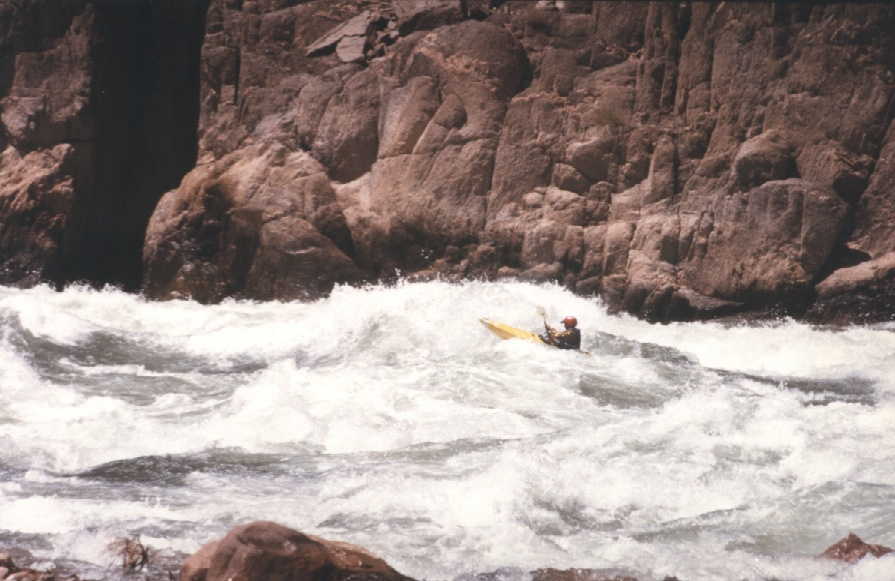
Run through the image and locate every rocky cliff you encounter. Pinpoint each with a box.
[0,0,207,290]
[2,1,894,323]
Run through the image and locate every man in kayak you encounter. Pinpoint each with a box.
[541,316,581,350]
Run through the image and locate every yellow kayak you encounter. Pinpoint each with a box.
[479,318,545,344]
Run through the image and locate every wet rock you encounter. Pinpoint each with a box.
[531,568,638,581]
[671,287,744,320]
[108,537,150,571]
[820,532,894,563]
[180,521,414,581]
[808,252,895,324]
[815,251,895,298]
[0,552,18,580]
[0,554,77,581]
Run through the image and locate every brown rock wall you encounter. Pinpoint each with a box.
[0,0,207,290]
[0,1,93,284]
[3,0,895,323]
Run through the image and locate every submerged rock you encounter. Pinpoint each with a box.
[820,532,894,563]
[531,569,640,581]
[0,552,78,581]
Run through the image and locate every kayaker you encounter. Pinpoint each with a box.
[541,316,581,350]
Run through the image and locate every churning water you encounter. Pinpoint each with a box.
[0,281,893,581]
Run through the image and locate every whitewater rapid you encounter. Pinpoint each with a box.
[0,280,893,581]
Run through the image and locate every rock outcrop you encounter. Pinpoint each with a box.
[0,0,207,290]
[180,521,414,581]
[3,1,895,323]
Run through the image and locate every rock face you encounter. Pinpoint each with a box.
[180,521,414,581]
[3,1,895,322]
[0,0,207,290]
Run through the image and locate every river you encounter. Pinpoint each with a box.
[1,280,893,581]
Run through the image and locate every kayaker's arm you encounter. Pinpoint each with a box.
[541,324,559,346]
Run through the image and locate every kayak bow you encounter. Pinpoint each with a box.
[479,318,545,344]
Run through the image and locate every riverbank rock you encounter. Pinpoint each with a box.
[180,521,414,581]
[807,251,895,323]
[142,143,364,302]
[3,1,895,323]
[820,532,894,563]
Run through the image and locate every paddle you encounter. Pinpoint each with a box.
[536,306,549,331]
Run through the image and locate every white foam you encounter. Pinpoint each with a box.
[1,281,894,581]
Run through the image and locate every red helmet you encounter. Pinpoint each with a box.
[562,316,577,328]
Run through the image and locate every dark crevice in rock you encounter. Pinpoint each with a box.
[0,50,13,99]
[813,203,872,287]
[677,2,691,42]
[60,0,209,291]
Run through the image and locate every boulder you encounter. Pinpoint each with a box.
[680,178,849,302]
[820,532,894,563]
[808,252,895,324]
[143,143,363,303]
[815,252,895,298]
[180,521,414,581]
[312,67,381,182]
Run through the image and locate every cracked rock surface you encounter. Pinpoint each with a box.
[2,1,895,322]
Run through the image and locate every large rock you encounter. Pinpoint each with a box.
[807,252,895,323]
[143,143,363,302]
[680,178,849,303]
[180,521,414,581]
